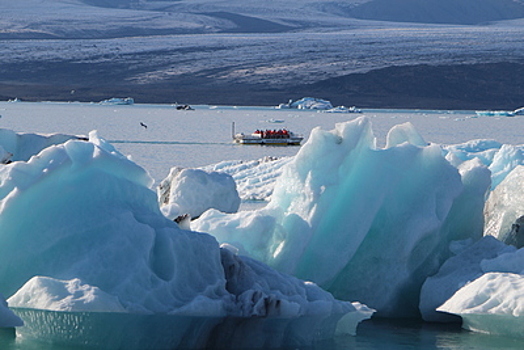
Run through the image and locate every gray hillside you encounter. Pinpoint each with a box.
[346,0,524,24]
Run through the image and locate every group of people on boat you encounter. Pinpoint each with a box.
[254,129,291,139]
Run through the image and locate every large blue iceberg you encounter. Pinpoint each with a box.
[0,130,372,348]
[193,117,491,317]
[192,115,524,339]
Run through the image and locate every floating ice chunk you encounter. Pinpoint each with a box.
[8,276,126,313]
[0,132,225,312]
[489,144,524,190]
[385,122,427,148]
[277,97,333,110]
[201,156,292,201]
[475,110,515,117]
[419,236,515,322]
[98,97,134,105]
[323,105,362,113]
[158,167,240,220]
[0,293,23,328]
[484,165,524,244]
[438,272,524,338]
[0,128,86,162]
[443,139,502,168]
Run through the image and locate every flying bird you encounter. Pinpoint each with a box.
[140,122,148,129]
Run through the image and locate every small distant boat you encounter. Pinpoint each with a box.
[174,103,193,110]
[232,123,303,145]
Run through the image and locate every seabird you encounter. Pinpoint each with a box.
[140,122,148,129]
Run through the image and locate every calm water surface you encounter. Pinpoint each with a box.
[3,319,524,349]
[2,101,524,184]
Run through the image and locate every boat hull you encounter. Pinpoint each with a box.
[233,136,302,145]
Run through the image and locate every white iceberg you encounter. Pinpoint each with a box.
[98,97,134,105]
[0,128,86,162]
[438,272,524,338]
[200,156,292,202]
[488,144,524,190]
[443,139,502,169]
[8,277,126,313]
[323,105,362,114]
[484,165,524,246]
[193,117,490,317]
[0,130,372,348]
[475,110,515,117]
[419,236,515,322]
[277,97,333,110]
[158,167,240,220]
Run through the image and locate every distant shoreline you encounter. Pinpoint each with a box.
[1,62,523,110]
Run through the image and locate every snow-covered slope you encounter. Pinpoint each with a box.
[0,0,351,39]
[2,0,524,39]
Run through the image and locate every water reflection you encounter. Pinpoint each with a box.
[4,318,524,350]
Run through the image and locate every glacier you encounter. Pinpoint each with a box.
[0,130,372,348]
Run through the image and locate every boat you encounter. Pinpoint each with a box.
[232,123,303,145]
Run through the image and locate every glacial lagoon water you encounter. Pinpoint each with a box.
[1,101,523,184]
[1,101,524,349]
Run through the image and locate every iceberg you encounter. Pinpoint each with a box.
[200,156,292,202]
[484,165,524,245]
[8,277,127,313]
[0,130,372,348]
[475,110,515,117]
[193,117,490,317]
[277,97,334,110]
[98,97,134,105]
[0,128,86,162]
[438,272,524,338]
[443,139,502,169]
[158,167,240,220]
[419,236,516,322]
[323,106,362,114]
[421,232,524,326]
